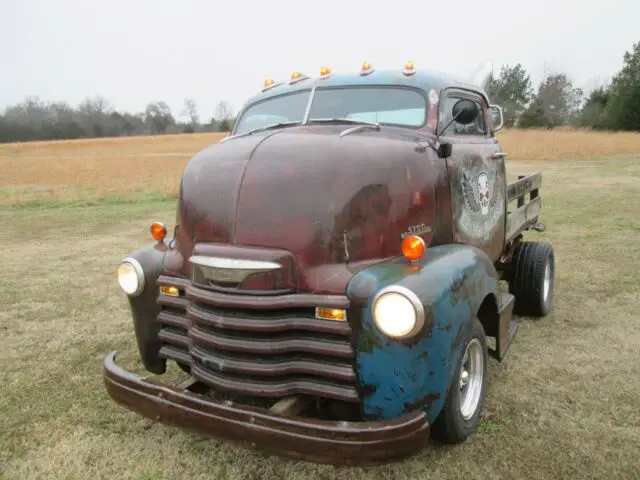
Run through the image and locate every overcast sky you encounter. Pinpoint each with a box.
[1,0,638,121]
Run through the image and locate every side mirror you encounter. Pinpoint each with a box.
[452,99,478,125]
[489,105,504,131]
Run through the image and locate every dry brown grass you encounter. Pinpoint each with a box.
[0,132,227,204]
[2,128,640,205]
[1,132,640,479]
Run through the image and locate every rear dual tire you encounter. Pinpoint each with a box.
[508,241,555,317]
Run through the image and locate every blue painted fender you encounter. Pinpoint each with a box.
[345,244,501,424]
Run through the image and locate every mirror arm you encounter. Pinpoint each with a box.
[421,99,478,159]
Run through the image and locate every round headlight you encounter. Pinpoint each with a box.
[372,286,425,339]
[116,258,145,296]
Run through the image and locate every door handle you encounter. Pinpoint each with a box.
[491,152,507,159]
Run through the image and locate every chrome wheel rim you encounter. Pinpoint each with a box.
[459,338,484,420]
[543,262,551,303]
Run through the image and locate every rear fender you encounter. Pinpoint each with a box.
[345,244,500,423]
[120,238,173,374]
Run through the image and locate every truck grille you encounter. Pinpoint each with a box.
[155,275,359,404]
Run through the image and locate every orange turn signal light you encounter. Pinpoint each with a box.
[403,60,415,76]
[401,235,425,262]
[360,61,374,75]
[316,307,347,321]
[264,78,275,89]
[319,66,332,78]
[150,222,167,242]
[160,285,179,297]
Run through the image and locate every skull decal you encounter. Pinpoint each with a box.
[459,167,503,241]
[477,173,490,215]
[461,170,494,217]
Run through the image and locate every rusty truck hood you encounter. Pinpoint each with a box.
[172,125,439,294]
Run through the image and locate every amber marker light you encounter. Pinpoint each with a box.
[403,60,416,76]
[360,61,374,75]
[291,71,302,81]
[401,235,425,263]
[160,285,180,297]
[150,222,167,242]
[319,66,333,78]
[316,307,347,321]
[263,78,275,89]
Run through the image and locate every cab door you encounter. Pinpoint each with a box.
[437,88,507,263]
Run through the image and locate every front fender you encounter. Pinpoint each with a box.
[119,238,173,374]
[345,244,500,423]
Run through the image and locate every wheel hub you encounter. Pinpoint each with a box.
[543,262,551,303]
[459,338,483,420]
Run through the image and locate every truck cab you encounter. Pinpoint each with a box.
[104,61,555,465]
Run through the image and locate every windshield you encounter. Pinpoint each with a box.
[233,86,427,135]
[234,90,311,135]
[308,87,426,126]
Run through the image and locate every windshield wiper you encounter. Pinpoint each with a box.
[308,117,381,137]
[309,117,380,127]
[224,121,301,141]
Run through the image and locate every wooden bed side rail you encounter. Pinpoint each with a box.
[506,172,542,204]
[505,173,543,243]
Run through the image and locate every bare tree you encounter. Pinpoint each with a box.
[215,100,233,121]
[76,95,114,136]
[182,98,199,126]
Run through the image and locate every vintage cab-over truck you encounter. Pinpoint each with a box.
[104,61,555,465]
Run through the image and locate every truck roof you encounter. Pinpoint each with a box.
[242,64,490,106]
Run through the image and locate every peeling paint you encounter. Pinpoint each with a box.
[346,243,500,424]
[404,393,441,412]
[357,320,383,355]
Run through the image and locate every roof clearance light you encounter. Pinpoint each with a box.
[290,71,307,84]
[319,66,333,79]
[401,235,425,263]
[263,78,276,89]
[360,61,374,76]
[403,60,416,76]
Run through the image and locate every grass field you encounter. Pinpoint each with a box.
[1,129,640,479]
[2,127,640,205]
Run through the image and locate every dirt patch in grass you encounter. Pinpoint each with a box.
[1,155,639,479]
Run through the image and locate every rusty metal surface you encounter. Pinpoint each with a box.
[435,87,507,264]
[113,70,531,444]
[186,283,349,309]
[171,124,447,296]
[190,363,359,403]
[442,136,507,263]
[346,244,501,424]
[190,243,297,294]
[103,351,430,466]
[154,274,359,403]
[123,240,173,374]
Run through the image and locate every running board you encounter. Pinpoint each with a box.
[489,292,519,362]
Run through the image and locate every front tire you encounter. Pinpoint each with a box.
[431,318,488,444]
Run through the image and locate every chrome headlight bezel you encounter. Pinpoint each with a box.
[116,257,145,297]
[371,285,425,340]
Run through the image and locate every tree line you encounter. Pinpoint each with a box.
[0,97,237,143]
[1,41,639,143]
[487,41,639,131]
